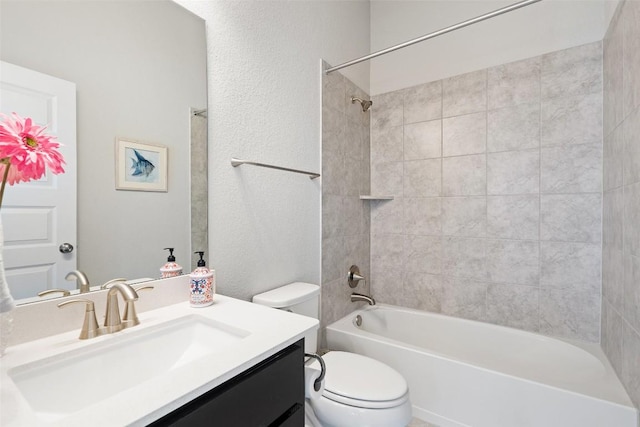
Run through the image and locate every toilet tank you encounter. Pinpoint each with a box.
[252,282,320,353]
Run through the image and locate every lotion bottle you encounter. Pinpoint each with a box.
[160,248,183,278]
[189,251,215,307]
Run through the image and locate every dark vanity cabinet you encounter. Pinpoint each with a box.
[149,339,305,427]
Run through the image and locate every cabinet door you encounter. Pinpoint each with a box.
[150,339,304,427]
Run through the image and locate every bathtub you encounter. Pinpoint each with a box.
[325,304,638,427]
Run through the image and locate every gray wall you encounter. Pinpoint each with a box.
[179,1,370,301]
[369,42,604,342]
[601,0,640,409]
[321,65,371,342]
[1,1,207,286]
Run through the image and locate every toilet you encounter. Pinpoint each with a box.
[252,282,412,427]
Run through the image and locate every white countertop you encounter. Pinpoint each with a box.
[0,294,318,426]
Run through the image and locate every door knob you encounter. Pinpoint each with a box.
[59,243,74,253]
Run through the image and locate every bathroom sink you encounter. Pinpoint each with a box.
[7,314,250,420]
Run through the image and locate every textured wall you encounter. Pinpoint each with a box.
[178,1,370,301]
[601,0,640,409]
[369,42,603,342]
[321,65,371,342]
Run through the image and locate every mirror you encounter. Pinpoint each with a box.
[0,0,207,303]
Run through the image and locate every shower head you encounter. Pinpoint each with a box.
[351,96,373,112]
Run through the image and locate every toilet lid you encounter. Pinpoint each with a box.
[317,351,408,402]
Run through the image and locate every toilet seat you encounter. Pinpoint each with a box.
[322,389,410,409]
[310,351,409,408]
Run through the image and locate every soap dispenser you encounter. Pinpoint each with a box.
[189,251,215,307]
[160,248,183,278]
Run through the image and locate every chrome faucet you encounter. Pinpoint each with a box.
[104,282,139,333]
[350,293,376,306]
[65,270,91,293]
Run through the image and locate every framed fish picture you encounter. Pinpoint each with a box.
[115,138,168,192]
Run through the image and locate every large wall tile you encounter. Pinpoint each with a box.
[371,161,403,195]
[441,276,487,321]
[322,148,345,195]
[443,112,487,157]
[602,299,624,375]
[371,199,404,235]
[322,69,345,113]
[540,194,601,243]
[486,283,539,332]
[623,106,640,185]
[404,120,441,160]
[540,143,602,193]
[343,197,365,236]
[487,150,539,195]
[372,91,403,130]
[625,182,640,256]
[621,321,640,408]
[403,273,443,312]
[624,254,640,333]
[404,235,442,275]
[443,69,487,117]
[488,56,541,110]
[322,194,344,239]
[487,102,540,152]
[322,236,345,284]
[404,159,441,197]
[486,239,539,286]
[442,196,486,237]
[603,245,624,313]
[404,197,442,235]
[442,154,486,196]
[623,0,640,116]
[604,125,624,191]
[404,80,442,124]
[541,41,602,99]
[322,104,345,154]
[487,195,539,240]
[442,237,486,280]
[345,119,365,162]
[371,234,405,272]
[604,10,624,135]
[540,241,601,293]
[371,266,404,306]
[541,92,603,147]
[371,126,402,164]
[603,188,624,251]
[539,289,600,342]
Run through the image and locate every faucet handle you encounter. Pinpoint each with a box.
[38,289,71,298]
[122,286,154,326]
[100,278,128,290]
[57,299,102,339]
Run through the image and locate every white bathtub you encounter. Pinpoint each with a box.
[326,304,638,427]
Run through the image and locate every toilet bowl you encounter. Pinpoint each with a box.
[252,283,412,427]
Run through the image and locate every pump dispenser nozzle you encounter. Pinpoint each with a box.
[194,251,206,267]
[164,247,176,262]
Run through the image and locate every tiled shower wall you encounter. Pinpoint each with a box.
[601,0,640,409]
[370,42,603,342]
[321,65,371,340]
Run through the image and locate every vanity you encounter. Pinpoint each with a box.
[0,276,317,426]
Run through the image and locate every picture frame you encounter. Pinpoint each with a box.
[115,138,168,192]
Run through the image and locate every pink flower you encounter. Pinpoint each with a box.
[0,113,65,183]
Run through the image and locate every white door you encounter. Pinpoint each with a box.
[0,61,77,299]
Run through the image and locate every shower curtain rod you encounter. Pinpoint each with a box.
[325,0,542,75]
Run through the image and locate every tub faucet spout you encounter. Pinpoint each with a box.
[351,293,376,306]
